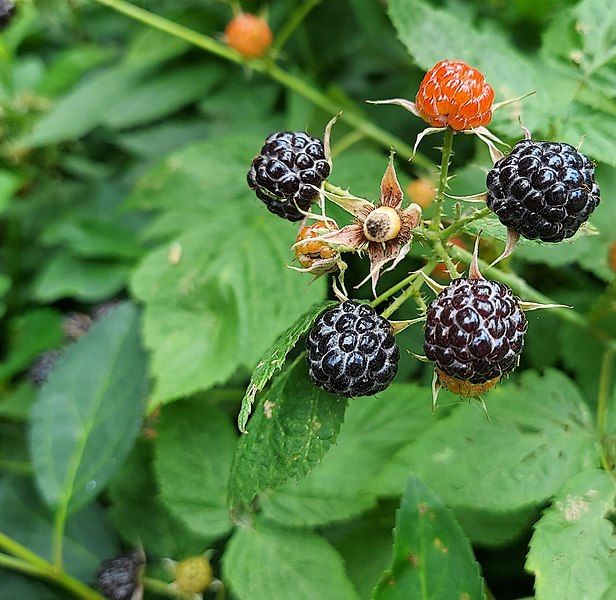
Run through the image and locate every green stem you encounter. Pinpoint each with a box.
[597,348,614,444]
[142,576,195,599]
[381,260,438,319]
[430,127,454,231]
[432,238,459,279]
[441,206,492,239]
[331,130,365,156]
[0,533,104,600]
[90,0,433,170]
[273,0,320,50]
[0,459,32,474]
[52,503,68,570]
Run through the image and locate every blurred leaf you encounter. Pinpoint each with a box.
[377,370,597,512]
[31,253,130,302]
[0,475,118,580]
[0,382,35,422]
[228,358,347,513]
[0,308,63,381]
[30,303,148,514]
[0,571,62,600]
[103,64,224,130]
[526,470,616,600]
[223,521,360,600]
[261,384,437,527]
[109,440,210,558]
[0,169,23,215]
[41,220,142,260]
[560,105,616,166]
[373,477,484,600]
[154,399,236,540]
[238,301,336,433]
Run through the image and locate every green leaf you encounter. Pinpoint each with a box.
[102,64,224,130]
[109,440,211,558]
[31,253,130,302]
[130,135,325,405]
[526,470,616,600]
[30,303,148,514]
[560,105,616,166]
[0,475,118,580]
[261,384,437,527]
[0,169,23,215]
[0,308,63,381]
[377,370,597,512]
[373,477,484,600]
[229,358,347,513]
[154,398,237,540]
[0,571,62,600]
[41,220,142,260]
[223,521,360,600]
[238,301,336,433]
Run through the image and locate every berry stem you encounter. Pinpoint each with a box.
[273,0,321,51]
[596,347,615,472]
[90,0,434,171]
[142,576,195,599]
[432,238,460,279]
[380,260,438,319]
[440,206,492,239]
[0,533,104,599]
[430,127,454,231]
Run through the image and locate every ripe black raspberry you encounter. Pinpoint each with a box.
[95,553,143,600]
[424,279,527,387]
[247,131,331,221]
[486,140,600,242]
[306,301,399,397]
[28,350,62,388]
[0,0,15,29]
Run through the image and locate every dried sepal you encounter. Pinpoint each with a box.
[468,235,484,280]
[323,112,341,166]
[420,270,446,294]
[492,90,535,112]
[445,191,488,203]
[413,126,447,156]
[518,300,571,312]
[380,154,404,209]
[431,369,441,413]
[487,228,520,269]
[390,316,426,335]
[319,185,374,220]
[365,97,421,118]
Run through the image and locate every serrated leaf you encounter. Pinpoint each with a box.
[526,470,616,600]
[373,477,484,600]
[130,136,325,406]
[223,521,360,600]
[261,384,436,527]
[154,399,237,540]
[229,358,347,513]
[109,440,211,558]
[0,475,118,580]
[238,301,336,433]
[377,370,597,512]
[30,303,148,514]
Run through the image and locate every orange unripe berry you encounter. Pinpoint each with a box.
[225,13,273,58]
[415,59,494,131]
[295,221,338,269]
[406,178,436,209]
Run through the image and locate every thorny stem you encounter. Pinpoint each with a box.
[432,238,460,279]
[430,127,454,231]
[596,348,615,472]
[273,0,321,50]
[0,533,104,600]
[90,0,434,171]
[440,206,492,239]
[381,260,438,319]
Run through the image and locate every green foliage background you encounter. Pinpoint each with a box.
[0,1,615,599]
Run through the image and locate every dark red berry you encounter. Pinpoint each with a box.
[96,553,143,600]
[486,140,600,242]
[248,131,331,221]
[306,301,399,397]
[424,278,527,386]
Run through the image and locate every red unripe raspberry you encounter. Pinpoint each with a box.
[225,13,273,58]
[415,59,494,131]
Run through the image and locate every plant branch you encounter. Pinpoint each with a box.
[430,127,454,231]
[381,259,438,319]
[0,532,104,600]
[441,206,492,239]
[91,0,434,170]
[273,0,321,50]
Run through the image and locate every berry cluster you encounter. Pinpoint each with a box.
[95,553,143,600]
[247,131,331,221]
[306,301,399,397]
[487,140,600,242]
[415,59,494,130]
[424,278,527,393]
